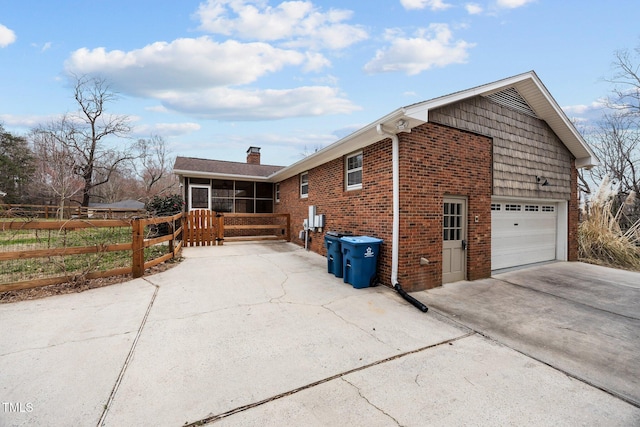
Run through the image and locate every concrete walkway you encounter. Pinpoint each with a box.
[1,242,639,426]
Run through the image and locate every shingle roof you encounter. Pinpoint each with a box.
[173,156,285,179]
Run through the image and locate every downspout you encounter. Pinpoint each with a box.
[376,124,401,287]
[376,124,428,313]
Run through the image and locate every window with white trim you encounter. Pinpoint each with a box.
[275,183,280,203]
[345,151,363,190]
[505,204,522,211]
[542,205,555,212]
[300,172,309,198]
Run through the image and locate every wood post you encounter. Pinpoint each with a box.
[216,212,224,245]
[132,218,145,278]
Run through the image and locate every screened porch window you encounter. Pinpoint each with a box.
[211,179,274,213]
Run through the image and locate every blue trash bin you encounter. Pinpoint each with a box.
[340,236,383,289]
[324,232,344,278]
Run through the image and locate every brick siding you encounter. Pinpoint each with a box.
[275,121,493,291]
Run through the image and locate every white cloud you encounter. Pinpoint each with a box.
[496,0,536,9]
[158,85,360,120]
[400,0,452,11]
[0,24,17,48]
[133,122,202,137]
[303,51,331,72]
[195,0,368,50]
[563,99,607,115]
[465,3,484,14]
[64,34,356,121]
[363,24,474,75]
[0,113,60,128]
[65,37,307,95]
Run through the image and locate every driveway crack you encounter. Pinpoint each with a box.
[97,278,159,426]
[182,333,473,426]
[321,303,391,348]
[341,377,403,426]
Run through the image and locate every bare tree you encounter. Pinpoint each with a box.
[34,75,133,207]
[606,46,640,114]
[133,135,177,201]
[588,44,640,198]
[30,129,84,218]
[589,113,640,196]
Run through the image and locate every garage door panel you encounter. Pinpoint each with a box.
[491,200,557,270]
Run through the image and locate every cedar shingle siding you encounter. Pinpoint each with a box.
[429,96,572,200]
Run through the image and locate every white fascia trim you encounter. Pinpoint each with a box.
[404,71,599,169]
[174,169,272,182]
[270,109,408,182]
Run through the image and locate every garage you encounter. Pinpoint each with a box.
[491,200,558,270]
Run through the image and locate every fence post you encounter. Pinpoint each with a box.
[132,218,145,278]
[168,219,175,255]
[285,214,291,241]
[216,212,224,245]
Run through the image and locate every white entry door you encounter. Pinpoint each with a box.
[442,197,467,284]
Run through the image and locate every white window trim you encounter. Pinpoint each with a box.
[300,172,309,198]
[275,183,280,203]
[188,184,211,211]
[345,151,363,191]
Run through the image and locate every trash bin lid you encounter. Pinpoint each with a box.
[326,231,352,237]
[340,236,383,244]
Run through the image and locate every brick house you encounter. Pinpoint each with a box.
[173,71,598,291]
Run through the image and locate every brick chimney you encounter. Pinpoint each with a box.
[246,146,261,165]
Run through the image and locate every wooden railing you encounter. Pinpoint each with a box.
[222,213,290,243]
[0,214,183,293]
[183,212,290,246]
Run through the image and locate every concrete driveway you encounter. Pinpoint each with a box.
[1,242,639,426]
[416,262,640,407]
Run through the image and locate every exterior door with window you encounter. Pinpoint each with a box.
[189,185,211,211]
[442,197,467,284]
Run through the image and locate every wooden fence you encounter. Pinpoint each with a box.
[183,212,290,246]
[0,213,183,293]
[1,211,291,293]
[0,203,146,219]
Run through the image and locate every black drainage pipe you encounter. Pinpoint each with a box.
[394,283,428,313]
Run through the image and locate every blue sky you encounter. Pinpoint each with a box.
[1,0,639,166]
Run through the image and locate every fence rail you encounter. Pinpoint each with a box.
[0,214,182,293]
[1,211,291,293]
[0,203,147,219]
[183,212,290,246]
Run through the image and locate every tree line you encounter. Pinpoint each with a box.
[579,42,640,228]
[1,75,177,215]
[2,44,640,224]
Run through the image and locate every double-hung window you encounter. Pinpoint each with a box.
[346,151,363,190]
[300,172,309,198]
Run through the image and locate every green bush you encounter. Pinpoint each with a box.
[145,194,184,217]
[145,194,184,236]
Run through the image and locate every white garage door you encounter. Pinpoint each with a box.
[491,200,557,270]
